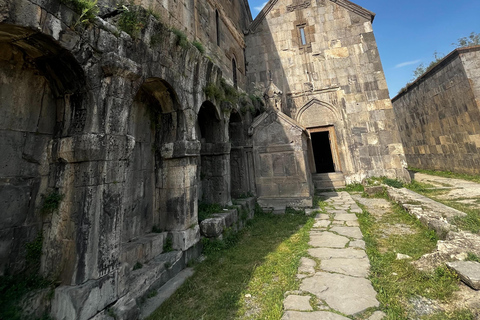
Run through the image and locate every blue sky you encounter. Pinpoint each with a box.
[247,0,480,97]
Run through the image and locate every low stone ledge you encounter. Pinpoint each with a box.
[200,198,256,239]
[119,233,167,266]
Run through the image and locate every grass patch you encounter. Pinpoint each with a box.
[356,200,460,319]
[147,210,313,319]
[40,191,64,216]
[192,40,205,54]
[409,167,480,184]
[466,252,480,263]
[198,202,223,222]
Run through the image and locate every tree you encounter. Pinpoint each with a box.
[411,51,444,81]
[452,31,480,48]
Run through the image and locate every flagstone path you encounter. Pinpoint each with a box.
[281,191,386,320]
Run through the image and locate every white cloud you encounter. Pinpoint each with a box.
[254,2,268,12]
[395,59,421,68]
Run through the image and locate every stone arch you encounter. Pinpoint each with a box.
[296,99,340,128]
[0,24,86,276]
[197,100,231,205]
[123,77,186,244]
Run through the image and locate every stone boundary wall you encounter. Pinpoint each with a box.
[392,46,480,174]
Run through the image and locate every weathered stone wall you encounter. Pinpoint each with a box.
[99,0,251,90]
[392,46,480,174]
[0,0,255,318]
[246,0,409,182]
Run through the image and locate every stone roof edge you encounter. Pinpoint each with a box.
[248,0,374,33]
[249,110,308,135]
[242,0,254,23]
[392,45,480,102]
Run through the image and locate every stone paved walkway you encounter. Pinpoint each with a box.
[282,191,385,320]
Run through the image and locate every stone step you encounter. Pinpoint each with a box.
[140,267,195,319]
[312,172,345,181]
[312,172,345,190]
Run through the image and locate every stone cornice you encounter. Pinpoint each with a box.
[248,0,375,33]
[392,45,480,102]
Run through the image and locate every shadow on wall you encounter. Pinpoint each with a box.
[0,24,86,278]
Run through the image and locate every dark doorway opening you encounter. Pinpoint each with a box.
[311,131,335,173]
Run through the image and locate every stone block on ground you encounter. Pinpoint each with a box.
[170,226,200,251]
[446,261,480,290]
[313,220,330,228]
[282,311,350,320]
[330,226,363,239]
[309,232,349,248]
[368,311,387,320]
[308,247,367,260]
[320,258,370,278]
[300,272,379,315]
[283,295,312,311]
[298,257,316,274]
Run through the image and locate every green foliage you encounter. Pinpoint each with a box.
[201,227,240,255]
[284,207,305,215]
[343,182,365,192]
[151,225,162,233]
[203,83,224,101]
[60,0,99,26]
[41,191,64,216]
[220,78,239,104]
[133,261,143,270]
[163,238,173,252]
[466,252,480,263]
[25,233,44,272]
[198,202,223,222]
[192,40,205,54]
[452,31,480,48]
[170,28,188,48]
[0,232,51,320]
[147,290,158,298]
[383,178,404,189]
[118,4,145,38]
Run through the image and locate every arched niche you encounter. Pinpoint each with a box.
[124,78,185,242]
[296,99,339,128]
[0,25,86,276]
[228,111,247,198]
[197,101,230,205]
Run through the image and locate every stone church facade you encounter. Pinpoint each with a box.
[0,0,408,318]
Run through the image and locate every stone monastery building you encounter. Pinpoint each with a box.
[0,0,409,318]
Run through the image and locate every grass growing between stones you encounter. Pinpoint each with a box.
[148,210,313,320]
[409,167,480,184]
[356,202,469,319]
[404,180,480,234]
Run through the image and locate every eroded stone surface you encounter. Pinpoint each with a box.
[309,232,349,248]
[308,247,367,260]
[447,261,480,290]
[330,226,363,239]
[321,258,370,278]
[298,257,316,275]
[300,272,379,315]
[282,311,350,320]
[283,295,312,311]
